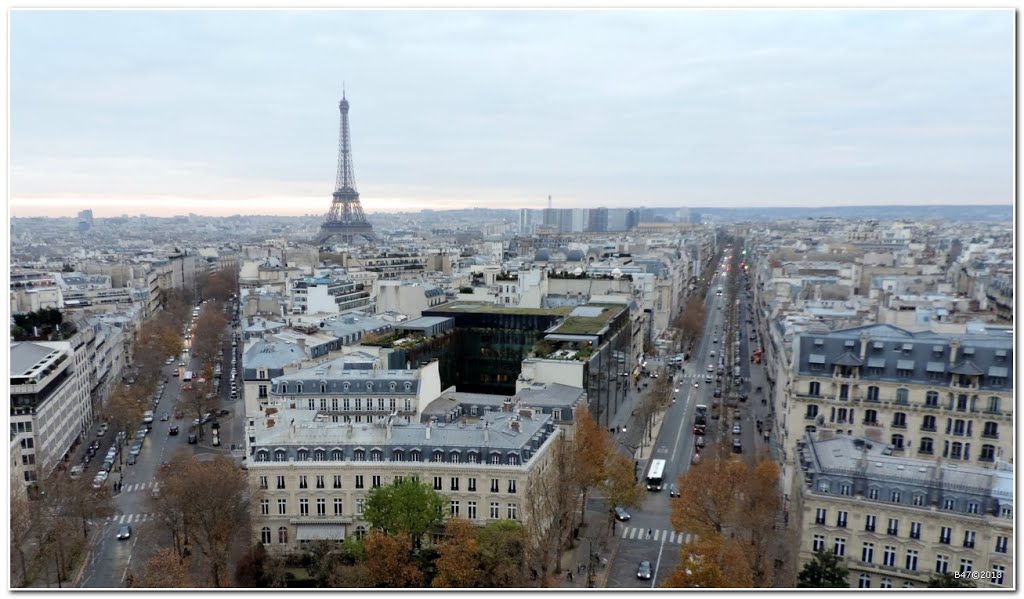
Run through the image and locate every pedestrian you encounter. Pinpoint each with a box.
[648,528,653,538]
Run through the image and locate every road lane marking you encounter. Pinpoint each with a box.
[651,534,667,588]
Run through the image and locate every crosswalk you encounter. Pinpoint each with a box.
[620,526,697,545]
[121,481,158,494]
[107,513,156,524]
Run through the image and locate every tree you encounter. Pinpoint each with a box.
[522,436,576,584]
[325,537,369,588]
[662,534,753,588]
[735,458,782,586]
[600,452,644,529]
[103,384,146,457]
[363,479,447,550]
[927,572,976,588]
[432,519,484,588]
[670,452,745,536]
[363,532,424,588]
[154,453,250,586]
[477,520,528,588]
[796,550,850,588]
[132,547,194,588]
[10,493,38,587]
[572,407,613,526]
[59,477,116,540]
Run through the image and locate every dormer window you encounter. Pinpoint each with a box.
[343,382,350,391]
[390,382,397,391]
[321,383,327,393]
[405,382,412,391]
[280,384,287,394]
[366,381,373,391]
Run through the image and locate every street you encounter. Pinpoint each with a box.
[80,304,242,588]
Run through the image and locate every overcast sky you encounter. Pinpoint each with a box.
[9,9,1014,217]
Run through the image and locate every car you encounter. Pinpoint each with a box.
[211,420,221,430]
[172,370,179,377]
[150,487,161,500]
[178,361,186,367]
[192,418,201,427]
[732,438,743,453]
[614,506,631,521]
[691,452,701,466]
[637,560,653,580]
[160,413,169,421]
[129,445,142,457]
[230,391,238,399]
[695,436,706,449]
[732,424,741,435]
[733,410,742,421]
[693,382,699,388]
[96,427,106,437]
[713,388,721,398]
[188,433,198,444]
[126,454,137,465]
[169,426,180,436]
[669,484,680,498]
[116,525,132,540]
[218,409,230,416]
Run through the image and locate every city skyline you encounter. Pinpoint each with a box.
[10,9,1014,218]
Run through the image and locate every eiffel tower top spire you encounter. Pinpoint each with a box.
[334,88,357,194]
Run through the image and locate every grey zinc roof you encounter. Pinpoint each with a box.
[796,324,1012,391]
[10,342,63,378]
[243,341,306,369]
[832,352,862,367]
[950,361,984,376]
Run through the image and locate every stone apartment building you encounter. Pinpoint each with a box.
[779,324,1013,494]
[796,433,1012,588]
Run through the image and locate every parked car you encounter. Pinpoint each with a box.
[188,433,198,444]
[637,561,653,580]
[732,438,743,453]
[614,506,631,522]
[126,454,137,465]
[732,424,741,435]
[695,436,706,449]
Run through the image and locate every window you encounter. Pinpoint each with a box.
[925,391,939,407]
[299,476,308,489]
[982,421,998,438]
[508,479,517,494]
[277,476,286,490]
[840,484,850,496]
[880,578,893,589]
[468,501,477,520]
[278,499,287,515]
[862,542,874,563]
[866,386,879,401]
[805,405,819,419]
[433,476,442,491]
[919,437,934,455]
[892,412,907,428]
[490,502,500,519]
[912,494,924,506]
[886,518,898,536]
[833,538,846,557]
[507,503,519,520]
[967,501,979,514]
[355,475,364,489]
[890,490,902,503]
[467,452,479,464]
[939,526,951,544]
[274,449,286,462]
[812,535,825,552]
[490,453,501,465]
[836,511,848,528]
[410,449,421,462]
[451,477,459,491]
[963,530,976,549]
[314,449,325,461]
[980,444,996,462]
[332,449,343,461]
[809,382,821,396]
[450,501,460,517]
[370,449,382,462]
[959,559,973,575]
[909,522,921,540]
[950,442,963,460]
[371,475,381,488]
[261,527,271,544]
[883,546,896,568]
[905,550,918,572]
[864,409,878,425]
[450,452,460,464]
[307,398,315,410]
[468,477,477,492]
[259,476,268,490]
[935,554,948,574]
[891,434,904,450]
[260,499,269,516]
[864,515,876,532]
[987,396,1001,413]
[354,449,365,461]
[943,498,955,511]
[858,574,871,588]
[921,415,936,431]
[815,508,827,525]
[334,498,343,515]
[300,498,309,516]
[433,451,444,463]
[1000,505,1012,518]
[316,498,326,516]
[356,499,365,515]
[491,478,500,493]
[895,388,909,404]
[992,565,1005,586]
[868,488,879,500]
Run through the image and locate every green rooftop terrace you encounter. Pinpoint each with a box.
[430,302,573,316]
[548,304,624,335]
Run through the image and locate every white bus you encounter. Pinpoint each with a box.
[183,370,194,383]
[646,459,666,491]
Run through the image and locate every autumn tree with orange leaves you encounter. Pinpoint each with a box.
[432,519,485,588]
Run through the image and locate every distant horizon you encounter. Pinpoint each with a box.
[11,200,1013,220]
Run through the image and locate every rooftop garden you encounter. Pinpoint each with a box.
[549,304,622,336]
[431,302,573,316]
[360,331,426,349]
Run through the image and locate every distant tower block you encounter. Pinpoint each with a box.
[319,90,375,245]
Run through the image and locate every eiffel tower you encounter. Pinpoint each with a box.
[319,91,375,245]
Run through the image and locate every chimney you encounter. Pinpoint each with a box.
[484,422,489,442]
[949,338,960,366]
[426,419,431,440]
[859,331,869,360]
[510,418,521,433]
[503,398,513,412]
